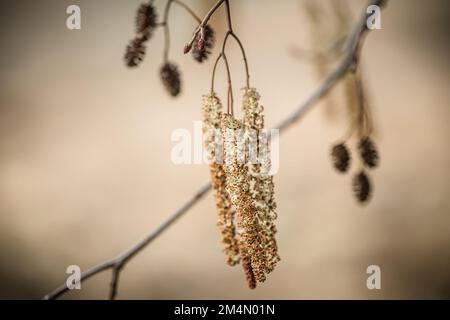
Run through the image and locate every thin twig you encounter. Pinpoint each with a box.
[186,0,226,49]
[109,267,122,300]
[172,0,202,23]
[162,0,173,62]
[224,0,233,32]
[44,0,386,300]
[229,32,250,88]
[209,0,250,115]
[222,53,233,115]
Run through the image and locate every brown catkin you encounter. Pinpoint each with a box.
[136,1,158,39]
[202,93,240,266]
[160,62,181,97]
[221,114,267,284]
[242,88,280,274]
[358,136,379,168]
[352,170,371,203]
[331,143,351,173]
[124,37,146,67]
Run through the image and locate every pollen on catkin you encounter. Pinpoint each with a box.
[202,93,240,266]
[242,88,280,273]
[221,114,267,286]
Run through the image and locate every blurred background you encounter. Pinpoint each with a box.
[0,0,449,299]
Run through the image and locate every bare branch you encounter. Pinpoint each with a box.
[43,0,387,300]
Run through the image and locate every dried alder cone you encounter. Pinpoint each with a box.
[329,71,381,204]
[136,2,158,37]
[125,1,158,67]
[192,25,215,63]
[160,62,181,97]
[124,37,147,67]
[353,170,371,203]
[202,89,280,289]
[331,143,351,173]
[358,136,379,168]
[126,0,196,97]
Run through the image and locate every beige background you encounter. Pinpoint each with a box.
[0,0,449,299]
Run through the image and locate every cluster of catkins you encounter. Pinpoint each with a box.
[202,88,280,289]
[331,137,379,203]
[330,73,380,204]
[124,1,215,97]
[125,1,158,68]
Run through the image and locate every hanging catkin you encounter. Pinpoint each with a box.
[202,93,240,266]
[242,88,280,273]
[221,114,267,286]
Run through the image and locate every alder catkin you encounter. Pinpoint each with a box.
[160,62,181,97]
[358,136,379,168]
[136,1,158,39]
[202,93,240,266]
[352,170,371,203]
[331,143,351,173]
[124,37,146,67]
[242,88,280,274]
[221,113,267,284]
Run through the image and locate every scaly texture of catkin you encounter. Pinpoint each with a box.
[202,93,240,266]
[243,88,280,274]
[221,114,266,285]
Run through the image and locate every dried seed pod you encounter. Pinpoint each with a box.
[124,37,146,67]
[202,93,240,266]
[352,170,371,203]
[222,114,267,283]
[136,2,158,37]
[359,136,379,168]
[331,143,351,173]
[243,88,280,273]
[192,25,215,63]
[160,62,181,97]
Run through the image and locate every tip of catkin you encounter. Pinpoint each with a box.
[352,170,371,203]
[241,252,257,289]
[331,143,351,173]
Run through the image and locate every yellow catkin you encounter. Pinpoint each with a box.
[202,93,240,266]
[243,88,280,274]
[221,114,267,285]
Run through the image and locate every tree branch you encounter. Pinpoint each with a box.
[43,0,387,300]
[185,0,226,50]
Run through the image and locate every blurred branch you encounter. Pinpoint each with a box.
[43,0,387,300]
